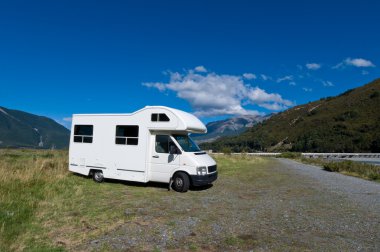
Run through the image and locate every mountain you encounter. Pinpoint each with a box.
[0,106,70,149]
[201,78,380,153]
[192,115,270,143]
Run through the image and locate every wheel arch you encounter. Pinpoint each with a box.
[89,169,103,176]
[171,170,193,184]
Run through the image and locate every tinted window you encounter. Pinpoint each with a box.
[127,138,138,145]
[115,125,139,145]
[159,113,170,121]
[155,135,169,153]
[155,135,179,153]
[151,113,170,122]
[115,138,126,145]
[73,136,82,143]
[83,137,93,143]
[151,113,158,121]
[73,125,93,143]
[116,125,138,137]
[74,125,93,136]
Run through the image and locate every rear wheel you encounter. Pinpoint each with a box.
[92,170,104,183]
[172,172,190,192]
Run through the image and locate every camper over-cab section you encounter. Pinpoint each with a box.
[69,106,217,192]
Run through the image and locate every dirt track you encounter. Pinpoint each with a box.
[85,157,380,251]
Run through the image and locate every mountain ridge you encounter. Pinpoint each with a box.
[192,114,270,143]
[201,78,380,153]
[0,106,70,149]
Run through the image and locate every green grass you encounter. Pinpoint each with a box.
[296,157,380,182]
[3,150,376,251]
[323,160,380,180]
[0,150,272,251]
[0,149,144,251]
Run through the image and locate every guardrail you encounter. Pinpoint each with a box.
[301,153,380,158]
[209,152,380,158]
[211,152,281,156]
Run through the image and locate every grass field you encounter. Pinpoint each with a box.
[0,150,271,251]
[0,149,140,251]
[1,150,379,251]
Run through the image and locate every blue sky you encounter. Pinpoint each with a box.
[0,0,379,128]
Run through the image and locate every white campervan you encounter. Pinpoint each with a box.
[68,106,217,192]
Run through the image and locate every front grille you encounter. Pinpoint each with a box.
[208,165,217,173]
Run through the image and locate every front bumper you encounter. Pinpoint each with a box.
[190,172,218,186]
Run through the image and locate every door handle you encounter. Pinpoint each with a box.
[152,155,159,158]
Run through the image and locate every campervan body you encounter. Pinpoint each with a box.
[68,106,217,192]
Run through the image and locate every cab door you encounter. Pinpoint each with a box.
[149,134,181,183]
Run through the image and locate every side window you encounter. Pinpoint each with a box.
[155,135,179,153]
[155,135,170,153]
[151,113,170,122]
[73,125,93,143]
[115,125,139,145]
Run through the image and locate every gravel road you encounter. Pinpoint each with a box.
[86,157,380,251]
[278,158,380,212]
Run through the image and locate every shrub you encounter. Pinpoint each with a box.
[370,91,379,99]
[221,147,232,155]
[323,161,380,181]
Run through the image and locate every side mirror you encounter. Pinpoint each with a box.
[169,144,180,155]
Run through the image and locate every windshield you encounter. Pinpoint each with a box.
[173,134,201,152]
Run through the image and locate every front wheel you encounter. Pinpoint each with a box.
[92,170,104,183]
[172,172,190,192]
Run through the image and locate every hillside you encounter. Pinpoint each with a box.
[202,78,380,153]
[192,115,270,143]
[0,106,70,149]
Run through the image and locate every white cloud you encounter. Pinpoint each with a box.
[345,58,375,67]
[289,81,296,86]
[259,103,289,111]
[194,65,207,72]
[302,87,312,92]
[260,74,272,81]
[277,75,293,83]
[142,82,167,91]
[306,63,321,70]
[63,117,72,122]
[243,73,257,80]
[333,57,375,69]
[143,69,293,117]
[322,80,334,87]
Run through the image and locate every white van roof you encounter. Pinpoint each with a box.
[73,106,207,134]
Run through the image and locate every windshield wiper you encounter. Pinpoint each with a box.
[194,151,206,155]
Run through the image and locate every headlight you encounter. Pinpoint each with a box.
[196,166,207,175]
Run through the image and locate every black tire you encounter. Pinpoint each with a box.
[92,170,104,183]
[172,172,190,192]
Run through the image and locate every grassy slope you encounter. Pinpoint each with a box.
[202,78,380,152]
